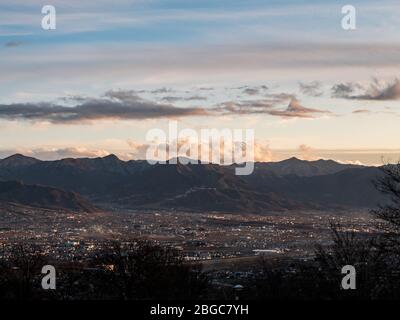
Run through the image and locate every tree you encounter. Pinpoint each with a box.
[80,240,210,300]
[372,163,400,253]
[0,243,47,299]
[310,163,400,299]
[314,224,386,299]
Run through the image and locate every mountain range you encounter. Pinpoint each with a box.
[0,154,386,213]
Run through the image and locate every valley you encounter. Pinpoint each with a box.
[0,202,379,267]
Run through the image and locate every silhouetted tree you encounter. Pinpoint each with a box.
[0,240,210,300]
[52,240,210,300]
[0,243,48,299]
[251,224,394,300]
[372,163,400,253]
[314,224,388,299]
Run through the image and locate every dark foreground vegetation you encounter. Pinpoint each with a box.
[1,164,400,300]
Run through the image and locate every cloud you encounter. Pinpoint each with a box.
[53,147,111,159]
[254,141,274,162]
[332,79,400,100]
[215,92,291,114]
[103,90,141,100]
[331,82,361,98]
[215,96,329,119]
[334,159,366,166]
[243,86,267,95]
[267,98,330,118]
[161,95,208,103]
[353,109,371,114]
[126,138,274,163]
[4,43,400,96]
[264,92,296,102]
[149,88,174,94]
[243,88,260,95]
[0,90,209,123]
[216,99,275,115]
[3,138,270,163]
[298,144,316,160]
[299,81,323,97]
[232,85,269,96]
[4,41,24,48]
[126,139,150,160]
[0,147,111,161]
[0,89,329,124]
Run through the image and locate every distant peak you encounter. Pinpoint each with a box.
[98,154,123,163]
[5,153,29,160]
[315,158,333,163]
[102,154,120,161]
[1,154,40,165]
[285,157,302,162]
[281,157,338,164]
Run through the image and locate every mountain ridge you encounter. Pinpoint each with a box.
[0,153,386,213]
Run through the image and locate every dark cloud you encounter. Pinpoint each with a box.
[150,87,173,94]
[4,41,24,48]
[59,95,91,103]
[0,89,329,123]
[0,90,209,123]
[331,82,359,98]
[215,98,329,118]
[104,88,174,95]
[268,99,330,118]
[299,81,323,97]
[216,100,275,115]
[160,96,180,103]
[332,79,400,100]
[185,95,207,101]
[215,92,291,115]
[161,95,208,103]
[243,88,260,95]
[242,85,269,96]
[227,85,268,95]
[104,90,141,101]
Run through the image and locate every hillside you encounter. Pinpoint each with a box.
[0,180,97,212]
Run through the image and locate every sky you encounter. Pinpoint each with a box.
[0,0,400,165]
